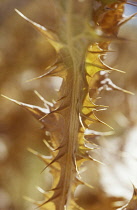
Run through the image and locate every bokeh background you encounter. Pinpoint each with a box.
[0,1,137,209]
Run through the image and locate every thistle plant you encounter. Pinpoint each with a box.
[2,0,137,209]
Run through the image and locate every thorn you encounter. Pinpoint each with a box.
[1,95,49,119]
[120,89,134,95]
[15,9,28,20]
[81,113,114,130]
[35,186,47,196]
[1,95,32,111]
[37,193,59,208]
[119,13,137,27]
[79,113,86,131]
[15,9,63,52]
[27,147,52,162]
[1,94,20,104]
[100,59,126,74]
[40,152,64,173]
[40,158,56,174]
[127,2,137,7]
[39,113,48,121]
[84,129,114,137]
[95,107,107,112]
[25,64,64,83]
[43,139,55,151]
[24,68,54,82]
[81,113,97,123]
[104,78,134,95]
[45,187,61,192]
[76,176,94,189]
[83,104,109,109]
[88,50,115,54]
[23,196,42,206]
[15,9,56,40]
[96,117,114,130]
[34,90,53,107]
[53,145,64,151]
[86,62,125,74]
[56,95,67,102]
[88,155,105,165]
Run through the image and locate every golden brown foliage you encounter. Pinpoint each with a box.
[1,0,137,210]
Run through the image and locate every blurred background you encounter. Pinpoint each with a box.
[0,1,137,209]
